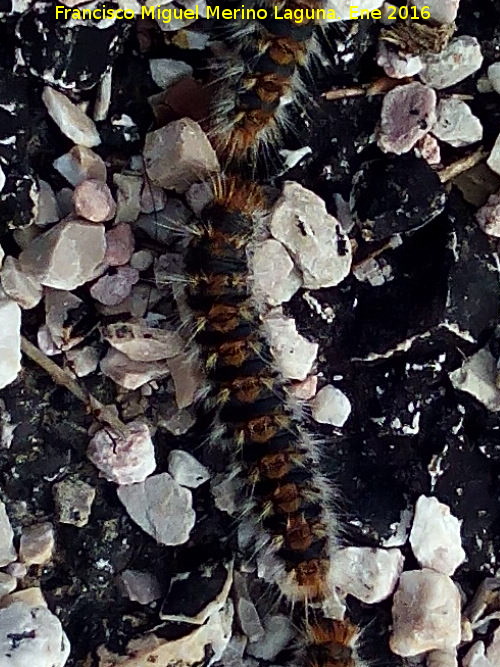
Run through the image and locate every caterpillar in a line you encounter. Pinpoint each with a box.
[205,0,325,166]
[183,175,363,667]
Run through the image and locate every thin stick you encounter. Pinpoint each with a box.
[21,336,129,437]
[438,148,488,183]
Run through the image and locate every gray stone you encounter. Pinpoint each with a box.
[100,348,169,390]
[168,353,203,408]
[53,477,96,527]
[247,615,294,661]
[487,133,500,177]
[113,173,142,223]
[103,321,184,361]
[488,62,500,96]
[412,0,459,23]
[168,450,210,488]
[53,146,106,186]
[432,98,482,148]
[35,180,60,226]
[117,472,196,546]
[42,86,100,147]
[19,523,55,566]
[118,569,162,604]
[149,58,193,89]
[0,298,21,390]
[90,266,140,306]
[420,36,483,90]
[0,501,16,567]
[144,118,219,193]
[476,192,500,237]
[0,572,16,598]
[449,348,500,411]
[251,239,301,306]
[65,345,100,377]
[1,256,43,309]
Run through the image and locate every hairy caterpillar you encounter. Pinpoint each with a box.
[205,0,325,166]
[183,175,362,667]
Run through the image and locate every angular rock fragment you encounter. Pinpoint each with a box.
[378,82,437,155]
[330,547,404,604]
[351,155,446,242]
[1,256,43,309]
[311,385,351,427]
[488,62,500,96]
[168,353,203,408]
[36,180,60,226]
[377,43,423,79]
[0,298,21,390]
[149,58,193,89]
[270,182,351,289]
[246,615,295,661]
[102,322,184,361]
[264,311,318,381]
[0,501,16,567]
[65,345,100,377]
[168,450,210,488]
[409,496,466,575]
[144,118,219,192]
[104,223,135,266]
[87,421,156,485]
[19,220,106,290]
[19,523,55,566]
[42,87,100,147]
[90,266,140,306]
[449,348,500,411]
[53,146,106,186]
[44,289,88,351]
[140,183,165,215]
[251,239,301,306]
[117,473,196,546]
[0,601,70,667]
[117,569,162,605]
[390,569,461,656]
[0,572,16,597]
[420,36,483,90]
[476,192,500,237]
[73,179,116,222]
[487,134,500,177]
[432,98,483,148]
[412,0,459,24]
[113,173,142,223]
[53,477,96,527]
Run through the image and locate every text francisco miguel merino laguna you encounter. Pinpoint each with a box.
[55,4,387,23]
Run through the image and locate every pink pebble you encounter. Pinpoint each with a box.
[73,179,116,222]
[90,266,140,306]
[105,222,135,266]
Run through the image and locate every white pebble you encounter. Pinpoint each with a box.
[330,546,404,604]
[263,311,318,381]
[311,385,351,427]
[390,569,461,656]
[449,348,500,412]
[0,501,16,567]
[270,182,352,289]
[117,472,196,546]
[409,495,465,575]
[487,133,500,176]
[0,298,21,390]
[149,58,193,89]
[168,450,210,488]
[412,0,459,24]
[432,98,483,148]
[251,239,301,306]
[42,86,100,148]
[476,191,500,237]
[420,36,483,90]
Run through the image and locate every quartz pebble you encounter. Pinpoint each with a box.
[19,220,106,290]
[103,321,183,362]
[409,495,465,575]
[19,523,55,566]
[53,146,106,186]
[149,58,193,89]
[251,239,301,306]
[0,601,70,667]
[331,547,404,604]
[311,385,351,427]
[0,571,16,597]
[247,615,294,661]
[1,256,43,309]
[87,421,156,485]
[432,99,482,148]
[36,180,60,226]
[390,569,461,656]
[0,299,21,390]
[264,311,318,381]
[118,569,162,604]
[449,348,500,412]
[488,63,500,96]
[117,472,196,546]
[144,118,219,192]
[476,192,500,237]
[377,42,423,79]
[65,345,99,377]
[412,0,459,23]
[114,173,142,223]
[168,450,210,488]
[0,501,17,567]
[53,477,96,527]
[42,86,100,147]
[487,133,500,177]
[270,182,351,289]
[90,266,140,306]
[378,82,437,155]
[420,36,483,90]
[73,179,116,222]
